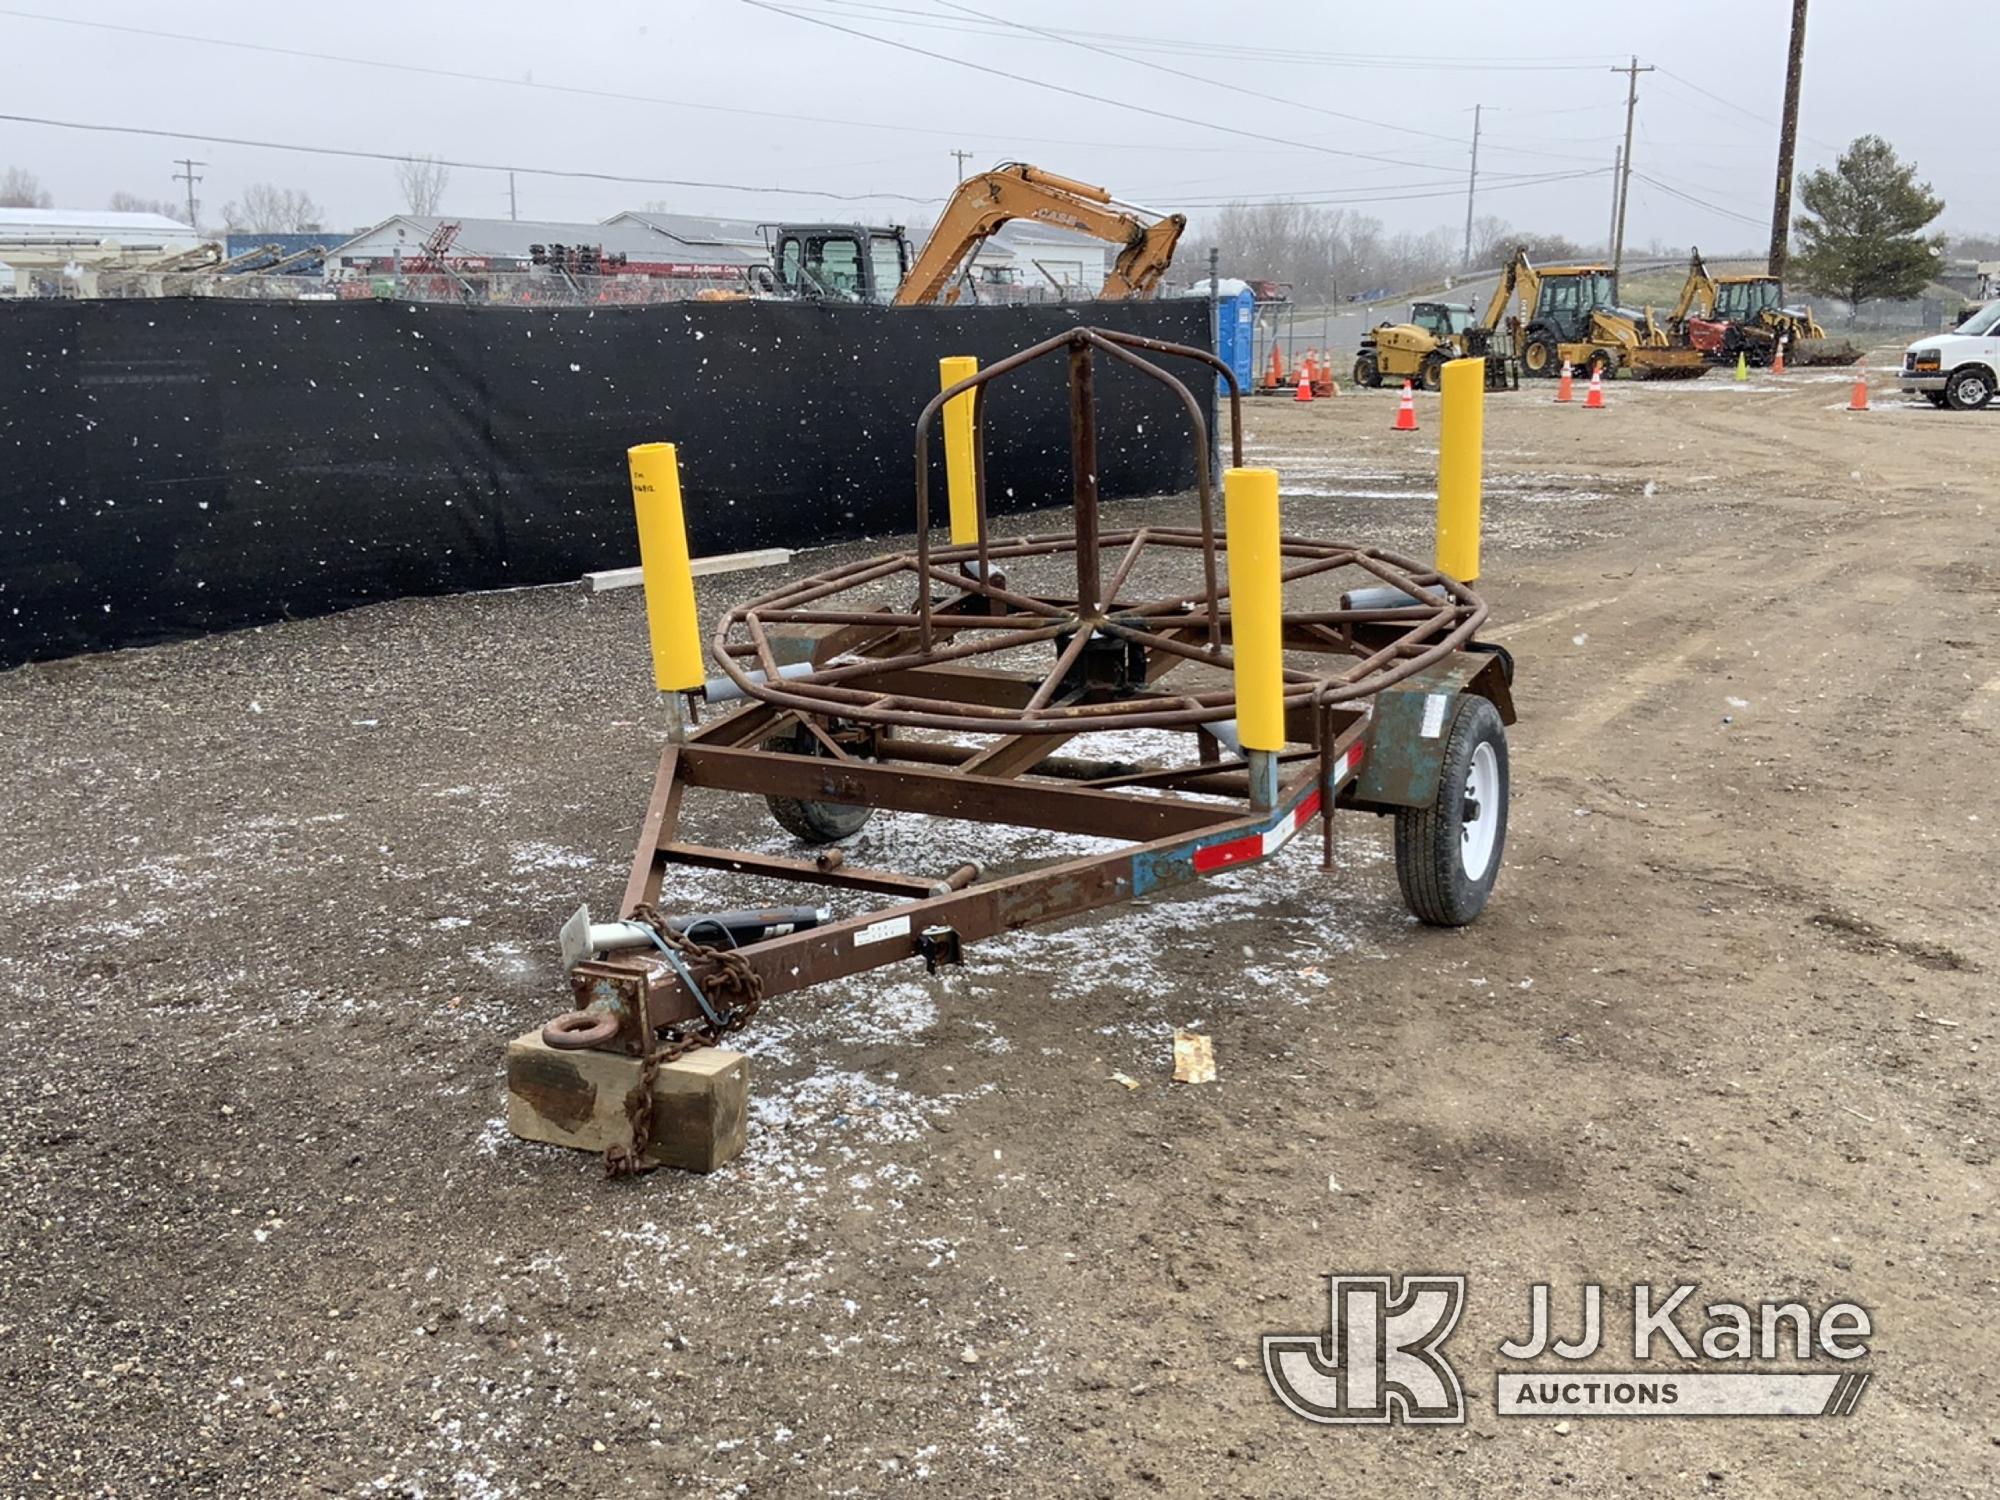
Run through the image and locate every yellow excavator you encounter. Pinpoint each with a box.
[1667,247,1862,367]
[765,163,1185,306]
[1483,248,1708,380]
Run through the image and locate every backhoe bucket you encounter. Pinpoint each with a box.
[1627,348,1711,380]
[1788,337,1865,367]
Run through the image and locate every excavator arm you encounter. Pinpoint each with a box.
[894,163,1186,307]
[1669,247,1718,325]
[1478,248,1538,333]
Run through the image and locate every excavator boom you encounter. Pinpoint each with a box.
[895,163,1185,306]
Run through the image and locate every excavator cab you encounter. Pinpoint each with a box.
[769,225,912,303]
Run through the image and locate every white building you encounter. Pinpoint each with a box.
[0,208,206,295]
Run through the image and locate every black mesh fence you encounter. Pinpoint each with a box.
[0,297,1211,666]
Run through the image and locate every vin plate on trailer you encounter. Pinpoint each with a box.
[854,914,913,947]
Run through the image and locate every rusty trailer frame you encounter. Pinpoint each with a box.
[544,326,1515,1059]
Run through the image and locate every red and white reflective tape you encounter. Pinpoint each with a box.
[1191,744,1363,874]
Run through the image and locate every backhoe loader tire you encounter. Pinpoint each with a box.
[1420,353,1447,391]
[1585,350,1615,381]
[1353,353,1381,389]
[1521,337,1559,378]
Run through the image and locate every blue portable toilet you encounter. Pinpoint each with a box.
[1176,278,1256,393]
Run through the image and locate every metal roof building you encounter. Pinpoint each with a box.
[0,207,201,253]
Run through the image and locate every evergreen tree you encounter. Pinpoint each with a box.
[1791,136,1944,310]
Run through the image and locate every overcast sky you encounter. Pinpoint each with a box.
[0,1,1982,252]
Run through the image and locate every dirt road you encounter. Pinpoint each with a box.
[2,355,1994,1496]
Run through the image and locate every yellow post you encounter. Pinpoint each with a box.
[1436,357,1484,583]
[1224,466,1285,755]
[627,442,705,693]
[939,355,980,545]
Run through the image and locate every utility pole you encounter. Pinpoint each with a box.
[508,171,518,222]
[1609,56,1653,276]
[1768,0,1809,278]
[1461,103,1482,270]
[950,149,975,184]
[172,158,205,231]
[1607,146,1622,257]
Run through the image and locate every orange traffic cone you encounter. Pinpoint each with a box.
[1583,366,1606,409]
[1295,367,1313,403]
[1771,338,1787,375]
[1555,360,1574,403]
[1393,381,1418,430]
[1848,377,1870,411]
[1266,344,1284,391]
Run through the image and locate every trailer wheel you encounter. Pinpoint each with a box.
[763,724,874,843]
[1394,696,1508,927]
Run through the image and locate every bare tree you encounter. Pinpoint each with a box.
[1,166,54,208]
[108,191,189,223]
[396,155,451,217]
[220,183,324,233]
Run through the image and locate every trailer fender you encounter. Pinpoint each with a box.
[1349,651,1514,812]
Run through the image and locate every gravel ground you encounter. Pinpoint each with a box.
[2,352,1995,1497]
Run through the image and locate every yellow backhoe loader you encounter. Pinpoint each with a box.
[1353,299,1518,391]
[764,163,1185,307]
[1484,248,1708,380]
[1667,247,1862,367]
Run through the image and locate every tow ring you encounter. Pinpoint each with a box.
[543,1009,620,1051]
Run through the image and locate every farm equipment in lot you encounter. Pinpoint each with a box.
[522,326,1518,1170]
[1353,300,1519,391]
[1486,247,1708,380]
[1669,247,1862,367]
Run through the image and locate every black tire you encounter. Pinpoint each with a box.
[763,724,873,843]
[1420,352,1447,392]
[1924,391,1950,409]
[1353,353,1381,389]
[1394,695,1509,927]
[1944,366,1995,411]
[1521,337,1560,378]
[1585,349,1615,380]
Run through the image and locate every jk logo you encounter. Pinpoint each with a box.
[1263,1274,1467,1425]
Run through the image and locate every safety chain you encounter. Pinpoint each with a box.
[602,904,765,1178]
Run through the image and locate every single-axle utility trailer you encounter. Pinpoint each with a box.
[535,327,1516,1144]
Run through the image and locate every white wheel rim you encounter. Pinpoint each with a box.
[1460,741,1500,881]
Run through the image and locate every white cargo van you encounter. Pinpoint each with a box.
[1900,301,2000,409]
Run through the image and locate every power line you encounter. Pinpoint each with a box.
[0,6,1254,159]
[737,0,1505,175]
[1630,171,1766,229]
[791,2,1625,69]
[928,0,1471,148]
[1652,66,1843,154]
[1170,168,1609,211]
[0,111,946,205]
